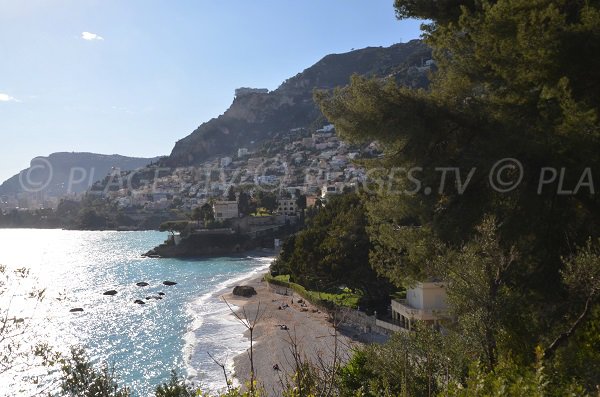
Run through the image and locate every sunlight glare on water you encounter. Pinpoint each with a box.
[0,229,271,396]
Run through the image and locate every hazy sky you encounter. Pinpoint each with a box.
[0,1,422,182]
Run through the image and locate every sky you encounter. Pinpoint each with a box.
[0,0,423,183]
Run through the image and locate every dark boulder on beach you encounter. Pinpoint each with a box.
[103,290,117,296]
[69,308,84,312]
[233,285,257,298]
[134,299,146,305]
[136,282,149,287]
[163,281,177,286]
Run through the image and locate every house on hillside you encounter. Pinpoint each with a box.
[391,280,448,331]
[277,198,298,216]
[220,157,232,168]
[321,185,340,199]
[305,195,320,207]
[212,201,239,221]
[302,137,315,148]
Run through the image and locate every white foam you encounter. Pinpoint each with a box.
[183,256,273,392]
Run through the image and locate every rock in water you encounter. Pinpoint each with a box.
[69,308,84,312]
[103,290,117,296]
[232,285,257,298]
[136,282,149,287]
[163,281,177,286]
[134,299,146,305]
[158,292,165,296]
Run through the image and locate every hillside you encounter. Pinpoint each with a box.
[167,39,431,166]
[0,152,161,199]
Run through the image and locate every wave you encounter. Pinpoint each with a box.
[183,256,273,392]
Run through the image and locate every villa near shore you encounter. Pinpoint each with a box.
[375,280,449,333]
[391,280,448,330]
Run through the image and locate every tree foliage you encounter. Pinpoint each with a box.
[317,0,600,281]
[58,347,130,397]
[237,191,253,216]
[316,0,600,392]
[442,216,521,370]
[255,191,278,214]
[159,221,189,234]
[192,203,215,225]
[0,265,46,382]
[273,193,392,308]
[338,325,471,397]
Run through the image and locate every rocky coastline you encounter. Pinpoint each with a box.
[143,230,278,258]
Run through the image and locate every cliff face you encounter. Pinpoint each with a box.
[167,40,431,167]
[167,91,312,166]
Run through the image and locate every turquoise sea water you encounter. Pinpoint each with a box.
[0,229,272,396]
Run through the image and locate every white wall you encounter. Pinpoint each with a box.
[407,282,447,311]
[407,287,424,309]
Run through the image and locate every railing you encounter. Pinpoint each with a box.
[391,299,448,318]
[375,319,407,333]
[190,228,235,235]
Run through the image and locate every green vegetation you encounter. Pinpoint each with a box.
[191,203,214,225]
[49,347,260,397]
[249,208,271,217]
[310,0,600,394]
[167,40,430,168]
[271,193,393,310]
[237,191,253,216]
[159,221,190,235]
[268,274,290,283]
[56,347,131,397]
[264,274,361,309]
[255,191,278,214]
[1,265,46,380]
[7,1,600,395]
[339,328,588,397]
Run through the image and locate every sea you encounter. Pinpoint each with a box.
[0,229,272,396]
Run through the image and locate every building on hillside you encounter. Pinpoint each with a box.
[316,124,335,133]
[220,157,232,168]
[321,185,339,199]
[305,195,320,207]
[417,59,436,72]
[302,137,315,148]
[237,148,249,158]
[212,201,239,221]
[283,186,305,195]
[277,198,298,216]
[246,157,265,171]
[390,281,448,331]
[235,87,269,97]
[255,175,279,185]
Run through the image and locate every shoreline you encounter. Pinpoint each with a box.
[222,276,362,396]
[183,256,274,391]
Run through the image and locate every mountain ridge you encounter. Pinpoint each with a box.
[0,152,162,201]
[167,39,431,166]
